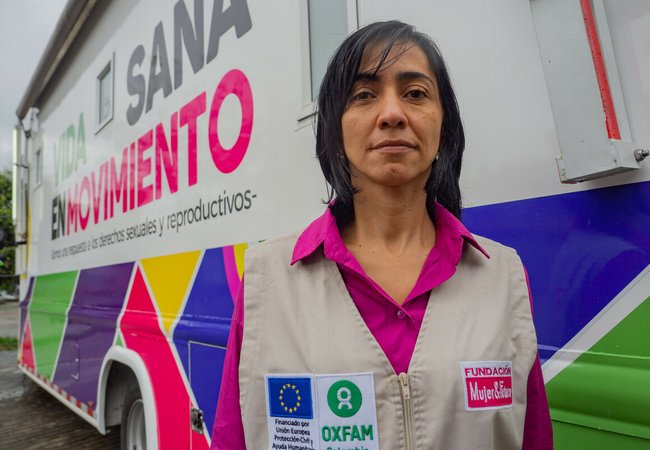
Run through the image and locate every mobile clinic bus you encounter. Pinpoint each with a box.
[12,0,649,449]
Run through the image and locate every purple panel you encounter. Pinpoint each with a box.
[189,342,226,440]
[53,262,134,404]
[19,277,35,343]
[173,247,233,437]
[463,180,650,362]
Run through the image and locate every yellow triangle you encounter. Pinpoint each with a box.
[233,243,248,279]
[141,250,201,334]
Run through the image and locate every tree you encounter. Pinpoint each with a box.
[0,171,16,293]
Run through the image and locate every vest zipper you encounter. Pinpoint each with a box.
[398,372,415,450]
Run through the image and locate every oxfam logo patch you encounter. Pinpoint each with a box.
[327,380,362,418]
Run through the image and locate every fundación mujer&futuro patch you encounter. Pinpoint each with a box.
[460,360,513,411]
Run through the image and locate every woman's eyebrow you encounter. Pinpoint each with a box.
[398,71,436,87]
[353,72,379,84]
[353,71,436,87]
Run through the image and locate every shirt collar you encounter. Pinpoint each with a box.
[291,203,489,265]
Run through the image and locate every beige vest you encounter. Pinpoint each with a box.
[239,234,537,450]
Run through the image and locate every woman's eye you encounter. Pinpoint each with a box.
[406,89,427,99]
[352,91,373,101]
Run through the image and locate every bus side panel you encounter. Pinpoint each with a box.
[26,272,78,381]
[118,244,242,447]
[53,263,134,403]
[170,245,244,437]
[17,242,241,448]
[17,278,35,369]
[464,180,650,445]
[546,297,650,447]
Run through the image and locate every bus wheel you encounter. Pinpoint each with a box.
[121,383,147,450]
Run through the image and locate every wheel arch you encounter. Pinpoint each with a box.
[96,346,159,449]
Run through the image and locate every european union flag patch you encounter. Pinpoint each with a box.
[267,376,314,419]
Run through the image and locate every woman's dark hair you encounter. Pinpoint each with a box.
[316,20,465,225]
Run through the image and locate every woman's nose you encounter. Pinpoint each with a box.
[377,93,407,129]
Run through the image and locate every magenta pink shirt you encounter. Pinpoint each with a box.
[211,204,553,449]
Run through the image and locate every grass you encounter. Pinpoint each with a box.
[0,337,17,350]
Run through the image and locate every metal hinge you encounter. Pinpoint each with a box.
[191,407,204,434]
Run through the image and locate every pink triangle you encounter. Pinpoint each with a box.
[21,320,35,370]
[120,268,209,450]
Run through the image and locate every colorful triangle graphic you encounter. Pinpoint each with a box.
[223,243,247,301]
[115,331,124,347]
[29,271,77,379]
[141,251,201,334]
[21,320,36,370]
[120,267,209,450]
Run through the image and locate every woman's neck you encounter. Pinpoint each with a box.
[341,185,436,255]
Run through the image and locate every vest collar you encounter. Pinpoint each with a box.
[291,203,489,266]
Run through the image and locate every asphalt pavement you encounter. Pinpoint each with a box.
[0,300,121,449]
[0,299,19,339]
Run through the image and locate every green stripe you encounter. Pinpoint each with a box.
[28,271,78,380]
[554,421,650,450]
[547,297,650,448]
[115,332,124,347]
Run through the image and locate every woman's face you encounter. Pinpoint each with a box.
[341,42,443,192]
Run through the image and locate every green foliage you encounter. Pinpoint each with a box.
[0,337,17,350]
[0,171,16,293]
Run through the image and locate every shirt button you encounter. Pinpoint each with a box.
[396,310,406,319]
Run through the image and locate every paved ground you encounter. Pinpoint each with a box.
[0,301,121,449]
[0,299,19,338]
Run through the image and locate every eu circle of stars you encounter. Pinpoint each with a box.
[268,377,314,419]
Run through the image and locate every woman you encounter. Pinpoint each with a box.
[212,21,552,449]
